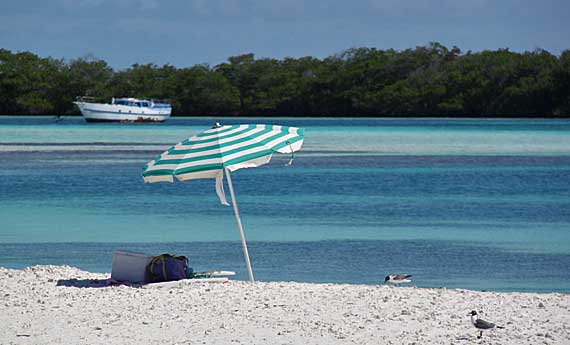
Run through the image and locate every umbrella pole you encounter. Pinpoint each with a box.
[224,168,255,283]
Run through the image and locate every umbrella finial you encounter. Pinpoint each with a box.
[212,122,222,129]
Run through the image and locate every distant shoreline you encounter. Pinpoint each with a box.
[1,114,570,119]
[2,45,570,119]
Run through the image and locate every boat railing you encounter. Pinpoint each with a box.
[151,99,171,105]
[75,96,98,103]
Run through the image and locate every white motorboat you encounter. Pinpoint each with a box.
[74,97,172,122]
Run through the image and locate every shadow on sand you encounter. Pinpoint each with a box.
[56,278,141,288]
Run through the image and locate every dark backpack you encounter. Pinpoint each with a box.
[146,254,190,283]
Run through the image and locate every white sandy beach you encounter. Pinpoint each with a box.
[1,266,569,345]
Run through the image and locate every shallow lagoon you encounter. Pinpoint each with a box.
[1,116,569,292]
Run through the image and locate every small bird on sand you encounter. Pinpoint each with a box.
[384,274,412,284]
[468,310,504,339]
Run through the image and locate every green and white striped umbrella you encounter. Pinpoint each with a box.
[143,123,304,183]
[142,123,305,282]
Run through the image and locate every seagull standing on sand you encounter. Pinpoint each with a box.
[384,274,412,284]
[468,310,504,339]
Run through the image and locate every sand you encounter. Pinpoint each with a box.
[1,265,569,345]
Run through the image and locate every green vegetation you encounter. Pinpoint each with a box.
[1,43,569,116]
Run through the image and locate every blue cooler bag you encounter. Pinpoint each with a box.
[146,254,190,283]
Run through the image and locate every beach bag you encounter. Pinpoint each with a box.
[146,254,190,283]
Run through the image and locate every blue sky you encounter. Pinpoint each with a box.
[1,0,569,69]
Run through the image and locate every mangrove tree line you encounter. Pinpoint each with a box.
[1,43,569,116]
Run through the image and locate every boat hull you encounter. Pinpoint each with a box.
[74,102,171,122]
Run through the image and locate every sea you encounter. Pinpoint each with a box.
[1,116,569,293]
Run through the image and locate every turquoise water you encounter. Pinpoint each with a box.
[1,116,569,292]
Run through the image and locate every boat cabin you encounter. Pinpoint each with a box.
[112,98,152,108]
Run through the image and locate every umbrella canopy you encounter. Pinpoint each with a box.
[142,123,305,282]
[143,123,304,183]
